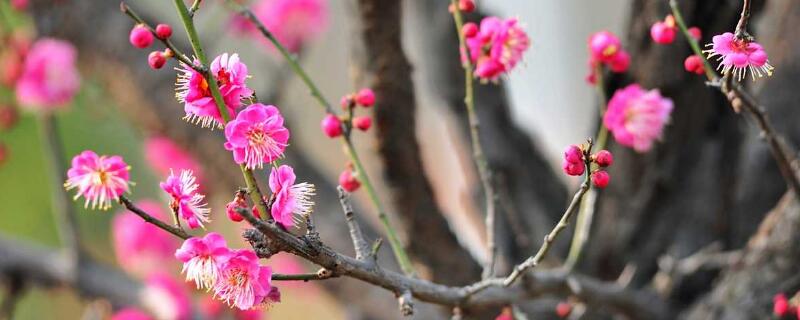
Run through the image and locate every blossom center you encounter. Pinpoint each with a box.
[217,69,231,87]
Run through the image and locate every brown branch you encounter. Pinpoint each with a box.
[734,0,752,39]
[119,195,191,240]
[338,187,371,262]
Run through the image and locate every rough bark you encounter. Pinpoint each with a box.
[353,0,483,286]
[683,193,800,319]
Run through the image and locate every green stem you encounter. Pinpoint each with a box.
[669,0,717,81]
[565,66,609,269]
[172,0,230,124]
[171,0,268,217]
[226,0,415,275]
[343,137,415,275]
[449,0,497,279]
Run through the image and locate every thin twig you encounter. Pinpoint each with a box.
[398,289,414,317]
[119,195,191,240]
[734,0,752,39]
[119,2,200,72]
[225,0,416,276]
[272,272,334,282]
[670,0,800,198]
[450,0,499,280]
[338,187,371,261]
[188,0,202,17]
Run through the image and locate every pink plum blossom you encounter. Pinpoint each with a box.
[213,249,275,310]
[463,17,530,81]
[269,165,315,227]
[111,309,152,320]
[64,150,130,210]
[603,84,674,153]
[142,273,192,320]
[143,136,204,185]
[175,232,232,290]
[176,53,252,128]
[112,200,178,277]
[586,31,630,81]
[704,32,774,81]
[230,0,328,53]
[160,169,210,229]
[15,38,80,111]
[224,103,289,169]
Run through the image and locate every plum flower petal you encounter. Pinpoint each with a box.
[175,232,232,290]
[64,150,130,210]
[268,165,315,227]
[160,169,210,229]
[213,249,274,310]
[15,38,80,111]
[224,103,289,169]
[175,53,252,128]
[704,32,774,81]
[603,84,673,153]
[113,200,179,277]
[463,16,530,81]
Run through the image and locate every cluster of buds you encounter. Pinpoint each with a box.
[321,88,375,138]
[586,31,629,84]
[774,293,800,319]
[448,0,475,13]
[128,23,175,70]
[562,144,613,188]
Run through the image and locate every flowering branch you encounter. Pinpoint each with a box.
[449,0,499,279]
[119,2,199,73]
[669,0,800,197]
[119,195,191,240]
[225,0,416,276]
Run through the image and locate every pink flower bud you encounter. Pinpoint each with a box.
[555,302,572,318]
[592,170,610,188]
[594,150,613,167]
[147,51,166,69]
[688,27,702,40]
[226,194,249,222]
[462,22,479,38]
[340,95,354,109]
[155,24,173,39]
[339,169,361,192]
[564,145,583,164]
[774,294,790,316]
[458,0,475,13]
[684,55,705,75]
[353,116,372,131]
[321,114,343,138]
[609,50,630,73]
[588,31,621,62]
[562,159,585,176]
[355,88,375,107]
[129,25,154,49]
[650,22,676,44]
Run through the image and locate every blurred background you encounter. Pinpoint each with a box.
[2,0,800,319]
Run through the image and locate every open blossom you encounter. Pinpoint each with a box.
[176,53,252,128]
[15,38,80,111]
[463,17,530,81]
[230,0,328,53]
[586,31,630,81]
[113,200,178,277]
[175,232,232,290]
[603,84,673,153]
[704,32,774,81]
[224,103,289,169]
[64,150,130,210]
[160,169,210,229]
[214,249,274,310]
[142,273,192,320]
[269,165,315,227]
[143,136,204,185]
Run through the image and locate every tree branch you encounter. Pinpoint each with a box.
[338,187,371,262]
